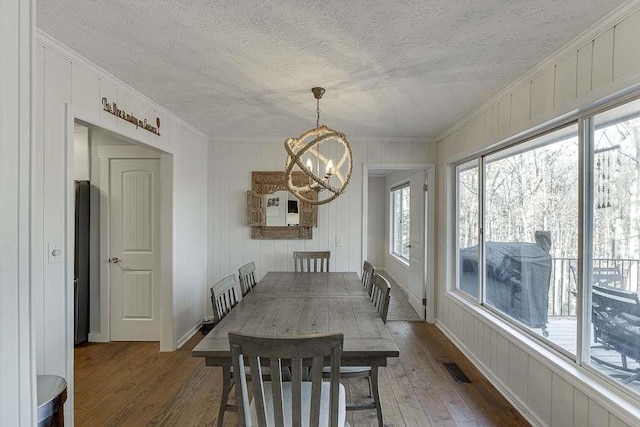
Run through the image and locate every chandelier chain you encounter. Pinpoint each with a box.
[316,98,321,127]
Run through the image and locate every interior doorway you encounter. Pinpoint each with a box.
[362,163,435,322]
[71,122,172,345]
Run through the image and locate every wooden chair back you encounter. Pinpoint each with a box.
[210,274,242,323]
[362,261,375,296]
[293,251,331,273]
[238,261,258,296]
[229,332,343,427]
[370,274,391,323]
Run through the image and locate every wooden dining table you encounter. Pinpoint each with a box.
[192,271,400,422]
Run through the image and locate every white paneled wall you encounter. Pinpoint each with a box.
[1,0,35,424]
[34,32,209,423]
[367,176,386,268]
[436,4,640,426]
[207,139,435,310]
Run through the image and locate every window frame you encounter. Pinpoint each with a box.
[455,160,481,301]
[390,182,411,263]
[449,91,640,404]
[453,119,588,362]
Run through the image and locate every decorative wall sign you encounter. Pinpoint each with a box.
[101,97,161,136]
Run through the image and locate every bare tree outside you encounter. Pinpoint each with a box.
[455,104,640,394]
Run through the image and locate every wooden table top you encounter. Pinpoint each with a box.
[192,272,400,363]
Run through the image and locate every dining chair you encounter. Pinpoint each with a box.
[229,331,346,427]
[293,251,331,272]
[238,261,258,296]
[362,261,375,296]
[209,274,244,426]
[210,274,243,324]
[370,273,391,323]
[324,273,391,427]
[210,274,247,426]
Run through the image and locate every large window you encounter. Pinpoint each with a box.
[588,98,640,394]
[454,96,640,398]
[457,162,480,299]
[391,184,410,261]
[484,125,579,354]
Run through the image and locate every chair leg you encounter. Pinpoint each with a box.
[371,366,383,427]
[217,365,232,427]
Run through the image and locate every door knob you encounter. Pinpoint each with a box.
[109,257,121,263]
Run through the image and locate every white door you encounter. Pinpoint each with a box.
[408,171,426,320]
[109,158,161,341]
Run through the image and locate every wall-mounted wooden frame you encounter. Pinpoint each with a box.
[247,171,318,240]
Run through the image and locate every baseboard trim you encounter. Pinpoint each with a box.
[177,322,201,349]
[88,332,103,343]
[435,320,545,427]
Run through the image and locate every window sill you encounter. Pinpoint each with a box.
[389,253,410,267]
[444,290,640,425]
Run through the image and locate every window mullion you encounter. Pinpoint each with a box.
[577,116,595,365]
[479,156,486,304]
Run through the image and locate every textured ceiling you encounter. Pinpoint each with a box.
[38,0,626,140]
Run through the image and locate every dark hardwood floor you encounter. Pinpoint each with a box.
[74,322,529,426]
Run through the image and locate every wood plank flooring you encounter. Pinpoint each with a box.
[74,322,529,426]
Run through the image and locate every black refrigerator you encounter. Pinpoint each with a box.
[74,180,90,345]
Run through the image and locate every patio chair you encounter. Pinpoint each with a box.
[569,263,625,289]
[591,284,640,384]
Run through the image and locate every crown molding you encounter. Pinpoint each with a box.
[436,0,640,143]
[36,29,209,141]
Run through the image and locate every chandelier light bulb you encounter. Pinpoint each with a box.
[326,159,334,175]
[306,158,313,172]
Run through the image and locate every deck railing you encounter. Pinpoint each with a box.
[548,257,640,316]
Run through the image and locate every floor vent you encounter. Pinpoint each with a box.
[443,362,471,383]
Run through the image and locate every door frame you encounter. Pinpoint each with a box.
[65,105,175,354]
[362,163,436,323]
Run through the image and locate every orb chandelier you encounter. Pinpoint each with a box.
[284,87,353,205]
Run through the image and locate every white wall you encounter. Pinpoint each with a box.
[207,139,436,311]
[0,0,36,424]
[33,31,209,423]
[435,3,640,426]
[367,176,386,267]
